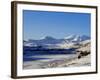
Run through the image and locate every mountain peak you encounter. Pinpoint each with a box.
[43,36,55,40]
[64,35,90,42]
[64,35,76,40]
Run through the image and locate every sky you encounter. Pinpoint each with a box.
[23,10,91,40]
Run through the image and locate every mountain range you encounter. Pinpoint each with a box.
[24,35,90,49]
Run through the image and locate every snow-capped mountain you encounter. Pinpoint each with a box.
[24,35,90,49]
[64,35,90,42]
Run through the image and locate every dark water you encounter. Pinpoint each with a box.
[23,46,76,61]
[23,57,50,61]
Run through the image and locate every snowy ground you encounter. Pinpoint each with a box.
[23,54,91,69]
[58,54,91,67]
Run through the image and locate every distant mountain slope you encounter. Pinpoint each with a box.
[77,40,90,52]
[24,35,90,49]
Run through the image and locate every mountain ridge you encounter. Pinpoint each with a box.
[24,35,90,49]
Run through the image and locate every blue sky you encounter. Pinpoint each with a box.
[23,10,91,40]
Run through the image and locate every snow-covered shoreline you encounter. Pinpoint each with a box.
[23,54,91,69]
